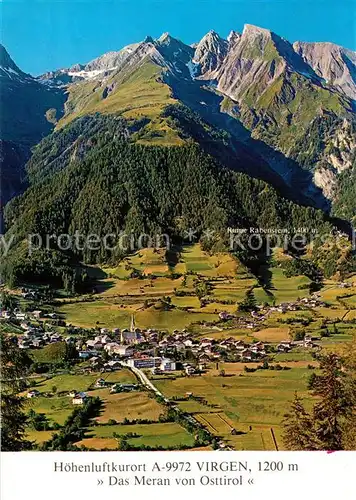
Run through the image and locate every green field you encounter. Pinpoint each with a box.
[28,369,136,394]
[76,422,195,450]
[55,244,334,333]
[10,245,356,451]
[59,300,218,331]
[255,267,311,305]
[25,396,73,425]
[153,364,315,450]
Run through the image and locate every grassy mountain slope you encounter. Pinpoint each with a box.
[57,61,182,146]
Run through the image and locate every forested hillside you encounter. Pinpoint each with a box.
[2,114,340,291]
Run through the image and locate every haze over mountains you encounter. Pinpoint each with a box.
[1,24,356,226]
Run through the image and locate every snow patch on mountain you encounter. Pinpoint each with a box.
[67,67,116,80]
[186,60,200,79]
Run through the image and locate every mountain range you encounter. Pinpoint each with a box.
[1,25,356,222]
[1,25,356,248]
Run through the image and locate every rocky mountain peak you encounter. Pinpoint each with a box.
[227,30,241,46]
[293,41,356,100]
[157,32,172,44]
[154,33,195,74]
[69,63,85,72]
[194,30,228,76]
[0,44,30,81]
[242,24,272,38]
[84,45,140,72]
[197,30,226,47]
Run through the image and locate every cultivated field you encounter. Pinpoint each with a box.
[75,422,195,450]
[88,389,164,424]
[153,364,316,450]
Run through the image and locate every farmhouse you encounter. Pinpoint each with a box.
[95,378,107,388]
[105,360,122,370]
[31,310,44,319]
[110,383,139,393]
[86,340,104,350]
[27,390,40,398]
[15,312,27,320]
[72,392,88,405]
[78,351,92,359]
[185,365,196,376]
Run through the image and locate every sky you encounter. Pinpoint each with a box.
[1,0,356,75]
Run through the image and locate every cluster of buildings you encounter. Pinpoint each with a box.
[79,326,271,368]
[3,293,326,376]
[1,308,58,322]
[218,295,327,330]
[276,332,321,352]
[15,324,63,350]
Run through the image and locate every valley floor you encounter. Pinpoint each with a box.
[3,245,356,451]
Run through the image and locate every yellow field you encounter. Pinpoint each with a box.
[194,302,237,314]
[253,327,291,342]
[87,390,164,424]
[171,296,202,309]
[59,299,218,331]
[345,310,356,320]
[26,430,55,444]
[195,413,279,450]
[75,437,118,450]
[314,307,349,320]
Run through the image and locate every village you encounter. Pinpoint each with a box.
[1,292,328,401]
[1,266,356,453]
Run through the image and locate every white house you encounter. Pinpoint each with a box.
[160,358,176,372]
[86,340,103,350]
[72,392,88,405]
[31,310,43,319]
[104,343,133,357]
[127,357,161,369]
[185,365,196,376]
